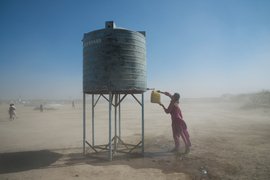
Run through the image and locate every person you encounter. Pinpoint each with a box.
[9,104,16,120]
[72,100,75,109]
[40,104,43,112]
[157,90,191,153]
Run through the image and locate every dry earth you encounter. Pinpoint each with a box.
[0,96,270,180]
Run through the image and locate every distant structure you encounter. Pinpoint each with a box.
[82,21,147,160]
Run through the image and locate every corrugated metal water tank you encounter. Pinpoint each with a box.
[83,21,147,94]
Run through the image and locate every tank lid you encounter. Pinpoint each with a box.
[105,21,116,29]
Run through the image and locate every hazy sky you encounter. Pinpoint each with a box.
[0,0,270,99]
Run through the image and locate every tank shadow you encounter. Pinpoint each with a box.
[0,150,62,174]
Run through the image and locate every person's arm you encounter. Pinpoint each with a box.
[159,101,174,114]
[157,90,173,99]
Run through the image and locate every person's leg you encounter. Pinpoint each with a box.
[180,120,191,148]
[180,132,188,153]
[180,129,191,153]
[172,125,180,151]
[180,130,188,147]
[183,129,191,147]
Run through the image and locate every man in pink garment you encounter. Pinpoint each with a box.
[158,90,191,153]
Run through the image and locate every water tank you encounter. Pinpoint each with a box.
[83,21,147,94]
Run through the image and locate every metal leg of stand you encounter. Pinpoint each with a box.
[119,94,121,139]
[92,94,95,146]
[141,93,144,154]
[109,92,112,161]
[83,93,86,155]
[114,94,118,153]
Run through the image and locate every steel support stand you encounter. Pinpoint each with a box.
[83,92,145,160]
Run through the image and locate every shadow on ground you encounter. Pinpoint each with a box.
[60,148,211,179]
[0,150,62,174]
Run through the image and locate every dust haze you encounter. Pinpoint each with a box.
[0,91,270,179]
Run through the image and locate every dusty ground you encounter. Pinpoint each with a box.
[0,97,270,180]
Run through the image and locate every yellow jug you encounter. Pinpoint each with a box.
[151,91,161,104]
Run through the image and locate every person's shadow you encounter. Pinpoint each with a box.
[0,150,62,174]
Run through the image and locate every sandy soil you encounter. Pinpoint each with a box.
[0,97,270,180]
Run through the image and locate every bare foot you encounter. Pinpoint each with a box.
[185,146,190,154]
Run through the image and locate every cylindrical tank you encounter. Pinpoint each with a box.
[83,21,147,94]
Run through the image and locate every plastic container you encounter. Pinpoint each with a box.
[151,91,161,104]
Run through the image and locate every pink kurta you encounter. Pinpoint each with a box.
[163,92,191,149]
